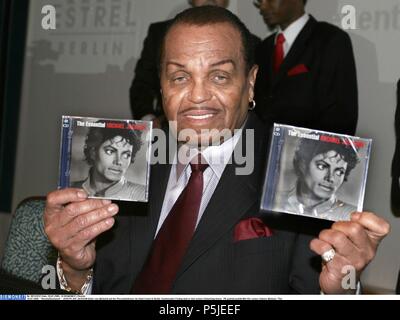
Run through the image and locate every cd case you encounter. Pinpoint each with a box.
[58,116,152,202]
[261,124,372,221]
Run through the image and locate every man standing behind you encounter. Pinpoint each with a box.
[254,0,358,135]
[392,79,400,216]
[129,0,229,127]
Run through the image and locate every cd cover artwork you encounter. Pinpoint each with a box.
[261,124,372,222]
[59,116,152,202]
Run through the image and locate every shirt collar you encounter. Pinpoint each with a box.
[287,187,338,217]
[276,13,309,49]
[82,173,127,197]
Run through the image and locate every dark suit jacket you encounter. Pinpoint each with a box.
[129,20,170,119]
[391,80,400,215]
[254,16,358,135]
[394,80,400,289]
[130,20,261,120]
[92,112,323,294]
[392,80,400,178]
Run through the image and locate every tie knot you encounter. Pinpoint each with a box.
[276,33,285,44]
[190,154,208,173]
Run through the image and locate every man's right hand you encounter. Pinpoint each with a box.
[44,189,119,290]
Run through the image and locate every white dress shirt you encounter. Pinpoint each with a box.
[155,128,242,236]
[276,13,310,57]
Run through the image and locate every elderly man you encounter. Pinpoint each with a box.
[44,6,389,294]
[254,0,358,135]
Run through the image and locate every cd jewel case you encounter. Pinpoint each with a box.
[58,116,152,202]
[260,124,372,222]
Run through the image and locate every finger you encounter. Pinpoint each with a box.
[310,238,334,256]
[62,198,112,223]
[311,238,355,266]
[312,231,371,274]
[46,188,88,211]
[70,216,116,249]
[317,229,359,259]
[351,212,391,242]
[64,203,119,238]
[311,238,361,294]
[331,221,372,253]
[310,238,357,275]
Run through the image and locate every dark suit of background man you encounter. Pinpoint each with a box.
[129,0,230,126]
[254,0,358,135]
[392,79,400,216]
[44,7,388,295]
[393,80,400,294]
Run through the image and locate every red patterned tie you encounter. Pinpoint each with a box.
[273,33,285,74]
[132,156,208,294]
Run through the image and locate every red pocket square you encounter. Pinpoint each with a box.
[234,218,273,242]
[288,64,309,76]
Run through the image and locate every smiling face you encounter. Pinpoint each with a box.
[301,150,348,201]
[254,0,305,30]
[93,136,133,182]
[160,22,257,146]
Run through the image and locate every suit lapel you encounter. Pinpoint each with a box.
[128,157,172,279]
[148,162,172,222]
[272,16,317,87]
[175,114,268,279]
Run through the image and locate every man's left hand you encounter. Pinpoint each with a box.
[310,212,390,294]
